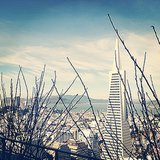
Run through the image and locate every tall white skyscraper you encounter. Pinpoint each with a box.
[102,39,132,159]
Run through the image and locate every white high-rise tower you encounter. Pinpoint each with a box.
[102,39,132,159]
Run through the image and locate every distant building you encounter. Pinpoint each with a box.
[67,139,89,159]
[58,144,71,160]
[56,128,72,143]
[15,96,20,107]
[70,128,79,140]
[79,129,90,143]
[102,39,132,159]
[89,132,101,158]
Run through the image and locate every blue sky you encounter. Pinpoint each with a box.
[0,0,160,99]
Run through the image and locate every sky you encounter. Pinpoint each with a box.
[0,0,160,99]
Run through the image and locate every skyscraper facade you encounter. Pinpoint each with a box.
[102,40,132,159]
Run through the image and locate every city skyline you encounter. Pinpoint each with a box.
[0,0,160,99]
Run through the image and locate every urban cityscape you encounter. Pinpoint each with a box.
[0,0,160,160]
[0,37,159,159]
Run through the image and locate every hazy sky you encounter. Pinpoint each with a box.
[0,0,160,99]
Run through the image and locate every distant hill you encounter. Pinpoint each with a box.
[49,95,107,104]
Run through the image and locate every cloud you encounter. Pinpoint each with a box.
[0,32,159,99]
[119,32,160,98]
